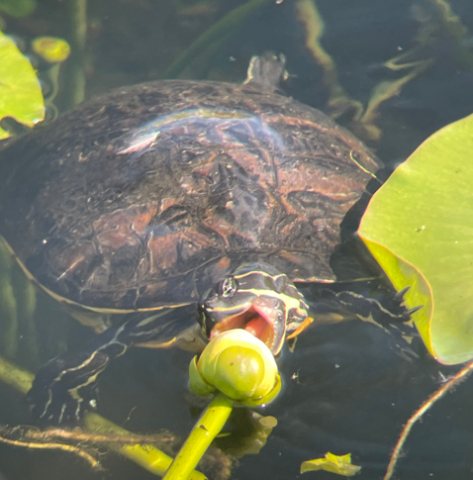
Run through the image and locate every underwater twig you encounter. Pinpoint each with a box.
[162,0,274,79]
[0,431,100,469]
[0,424,173,446]
[383,359,473,480]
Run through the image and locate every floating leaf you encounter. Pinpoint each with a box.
[359,113,473,365]
[301,452,361,476]
[0,29,44,139]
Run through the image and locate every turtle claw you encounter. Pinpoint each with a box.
[27,350,109,424]
[394,286,410,300]
[406,305,423,315]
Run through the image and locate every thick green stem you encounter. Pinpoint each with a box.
[163,393,233,480]
[84,413,206,480]
[0,354,205,479]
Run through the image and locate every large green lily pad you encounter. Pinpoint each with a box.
[358,113,473,365]
[0,29,44,139]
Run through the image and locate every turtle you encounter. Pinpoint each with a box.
[0,54,407,424]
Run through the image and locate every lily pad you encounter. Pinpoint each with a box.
[0,29,44,139]
[301,452,361,476]
[358,113,473,365]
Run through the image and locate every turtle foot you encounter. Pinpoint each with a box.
[27,350,109,424]
[314,288,416,325]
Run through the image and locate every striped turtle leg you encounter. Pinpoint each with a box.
[27,306,198,424]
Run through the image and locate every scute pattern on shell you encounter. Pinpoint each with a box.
[0,79,380,310]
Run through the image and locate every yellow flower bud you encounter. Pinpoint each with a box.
[189,329,281,407]
[32,37,71,63]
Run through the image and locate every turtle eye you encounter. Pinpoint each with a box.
[219,276,238,298]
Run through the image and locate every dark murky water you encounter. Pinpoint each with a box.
[1,1,473,479]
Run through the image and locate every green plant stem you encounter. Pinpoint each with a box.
[13,267,38,368]
[0,238,18,359]
[0,354,205,479]
[0,352,32,394]
[63,0,87,108]
[162,0,273,79]
[84,413,206,480]
[163,393,233,480]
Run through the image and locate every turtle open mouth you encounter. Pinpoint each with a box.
[209,300,284,355]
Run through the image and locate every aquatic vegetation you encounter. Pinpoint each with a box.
[0,29,44,139]
[301,452,361,476]
[189,329,281,405]
[359,112,473,365]
[166,330,281,480]
[0,353,208,478]
[296,0,472,141]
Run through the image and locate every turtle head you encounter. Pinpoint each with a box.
[199,263,308,356]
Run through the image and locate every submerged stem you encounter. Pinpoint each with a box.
[384,359,473,480]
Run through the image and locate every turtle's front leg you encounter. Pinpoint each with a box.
[27,307,198,424]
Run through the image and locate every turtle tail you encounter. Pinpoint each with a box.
[244,52,287,92]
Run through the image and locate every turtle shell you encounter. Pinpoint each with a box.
[0,79,380,313]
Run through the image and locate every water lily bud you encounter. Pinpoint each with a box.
[32,37,71,64]
[189,329,281,406]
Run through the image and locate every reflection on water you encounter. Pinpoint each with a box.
[1,1,473,479]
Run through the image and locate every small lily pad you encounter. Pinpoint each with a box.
[301,452,361,476]
[0,29,44,139]
[358,113,473,365]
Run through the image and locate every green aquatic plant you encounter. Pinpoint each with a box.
[0,29,44,139]
[0,353,206,478]
[164,329,281,480]
[358,112,473,365]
